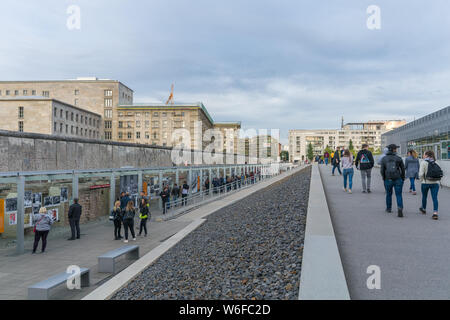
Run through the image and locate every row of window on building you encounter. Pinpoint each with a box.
[53,107,99,128]
[118,111,185,118]
[53,121,100,139]
[0,90,49,97]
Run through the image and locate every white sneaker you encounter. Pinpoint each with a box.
[132,238,137,241]
[348,190,352,194]
[343,187,347,192]
[124,240,128,243]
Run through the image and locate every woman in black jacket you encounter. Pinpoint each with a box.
[111,201,123,240]
[138,198,150,237]
[122,200,136,243]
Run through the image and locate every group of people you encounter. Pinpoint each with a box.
[112,192,151,242]
[325,143,443,220]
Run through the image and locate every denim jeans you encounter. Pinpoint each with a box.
[360,169,372,191]
[343,168,354,190]
[384,179,404,209]
[332,164,342,175]
[409,177,416,192]
[325,158,329,165]
[421,184,439,212]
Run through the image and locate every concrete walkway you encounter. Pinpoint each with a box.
[319,164,450,299]
[0,167,303,300]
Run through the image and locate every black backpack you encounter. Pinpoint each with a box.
[426,161,443,181]
[385,158,401,180]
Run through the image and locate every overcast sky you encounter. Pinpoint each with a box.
[1,0,450,143]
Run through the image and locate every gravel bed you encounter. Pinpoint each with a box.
[112,167,311,300]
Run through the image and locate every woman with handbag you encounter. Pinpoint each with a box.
[32,207,55,254]
[122,200,136,243]
[110,200,123,240]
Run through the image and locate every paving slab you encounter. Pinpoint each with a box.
[320,164,450,299]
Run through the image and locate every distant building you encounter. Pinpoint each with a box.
[289,120,406,162]
[213,122,242,154]
[0,97,101,139]
[382,106,449,160]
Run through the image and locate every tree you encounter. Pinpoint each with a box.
[307,142,314,161]
[348,139,354,151]
[280,150,289,161]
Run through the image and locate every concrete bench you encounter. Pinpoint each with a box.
[28,268,90,300]
[98,245,139,274]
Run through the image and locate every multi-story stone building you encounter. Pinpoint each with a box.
[213,122,241,154]
[0,78,243,153]
[0,77,133,140]
[0,97,101,139]
[288,120,406,162]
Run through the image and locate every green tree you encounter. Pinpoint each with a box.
[307,142,314,161]
[348,139,354,151]
[280,150,289,161]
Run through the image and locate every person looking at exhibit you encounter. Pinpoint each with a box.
[32,207,55,254]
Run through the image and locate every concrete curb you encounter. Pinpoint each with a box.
[298,164,350,300]
[83,165,308,300]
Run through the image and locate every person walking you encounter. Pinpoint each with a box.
[67,198,82,240]
[138,198,150,236]
[419,150,443,220]
[160,186,170,214]
[341,149,354,194]
[171,183,180,206]
[122,200,136,243]
[324,151,330,166]
[181,181,189,205]
[111,201,123,240]
[405,150,420,195]
[32,207,55,254]
[332,147,342,176]
[355,144,375,193]
[380,144,406,217]
[377,147,389,166]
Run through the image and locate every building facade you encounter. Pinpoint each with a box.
[382,106,449,160]
[213,122,242,154]
[0,97,101,139]
[289,120,406,162]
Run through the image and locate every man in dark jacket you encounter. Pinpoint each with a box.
[120,192,130,210]
[160,186,170,214]
[355,144,375,193]
[380,144,406,217]
[68,198,82,240]
[332,147,342,175]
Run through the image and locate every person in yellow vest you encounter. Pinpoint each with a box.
[138,198,150,237]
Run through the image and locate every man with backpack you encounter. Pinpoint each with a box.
[355,144,375,193]
[331,147,342,176]
[380,144,406,217]
[419,150,443,220]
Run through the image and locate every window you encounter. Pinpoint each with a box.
[136,121,141,128]
[89,130,92,137]
[18,121,24,132]
[105,132,112,140]
[60,123,63,132]
[76,114,79,122]
[136,132,141,139]
[118,112,124,117]
[54,108,57,117]
[74,89,79,95]
[162,131,168,139]
[6,90,10,95]
[23,90,28,95]
[66,111,69,119]
[127,121,132,128]
[152,121,159,128]
[60,109,63,118]
[104,90,113,97]
[74,99,79,106]
[104,109,112,118]
[14,90,19,95]
[162,112,167,117]
[118,132,123,139]
[89,118,92,125]
[42,91,49,97]
[76,127,79,135]
[153,132,158,139]
[153,112,159,117]
[145,112,150,117]
[32,90,36,95]
[127,132,132,139]
[71,126,74,134]
[85,128,87,136]
[66,125,68,133]
[136,113,141,117]
[18,106,24,119]
[118,121,123,128]
[71,112,74,121]
[162,120,168,128]
[145,132,150,139]
[80,115,83,123]
[54,122,57,132]
[104,98,113,107]
[105,121,112,129]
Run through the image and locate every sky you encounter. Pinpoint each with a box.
[2,0,450,144]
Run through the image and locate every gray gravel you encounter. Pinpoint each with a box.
[112,167,311,300]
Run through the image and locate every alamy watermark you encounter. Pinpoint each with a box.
[66,265,82,290]
[67,2,81,30]
[367,5,381,30]
[366,265,381,290]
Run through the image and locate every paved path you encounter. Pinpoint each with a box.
[319,164,450,299]
[0,167,302,300]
